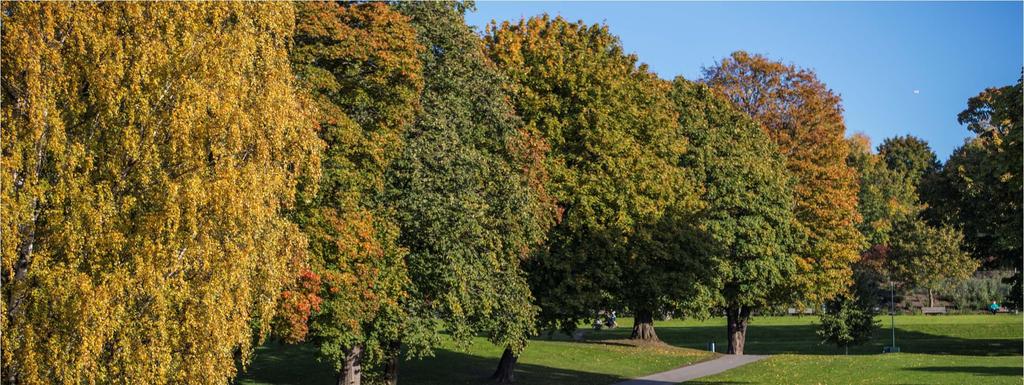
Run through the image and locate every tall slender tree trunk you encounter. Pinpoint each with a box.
[6,111,49,385]
[337,345,363,385]
[928,289,934,307]
[491,346,518,383]
[630,309,659,341]
[726,306,750,355]
[382,340,400,385]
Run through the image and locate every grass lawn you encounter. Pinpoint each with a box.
[238,337,713,385]
[686,353,1022,384]
[237,314,1022,385]
[585,314,1022,356]
[662,314,1022,385]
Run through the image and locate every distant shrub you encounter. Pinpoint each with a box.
[939,270,1012,311]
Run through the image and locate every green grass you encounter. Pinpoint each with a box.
[585,314,1022,356]
[237,314,1022,385]
[238,336,713,385]
[686,354,1022,384]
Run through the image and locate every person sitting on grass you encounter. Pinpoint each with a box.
[989,301,1001,315]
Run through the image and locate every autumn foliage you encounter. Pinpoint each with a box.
[702,51,864,304]
[1,3,1016,384]
[1,3,320,384]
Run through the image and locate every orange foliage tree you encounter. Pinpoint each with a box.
[702,51,864,305]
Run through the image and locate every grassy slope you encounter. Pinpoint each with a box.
[682,314,1023,385]
[237,314,1021,385]
[686,354,1022,385]
[586,314,1022,355]
[238,336,713,385]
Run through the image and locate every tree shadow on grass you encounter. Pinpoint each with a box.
[400,348,627,385]
[585,324,1023,356]
[237,340,637,385]
[903,366,1023,376]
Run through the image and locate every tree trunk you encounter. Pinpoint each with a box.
[928,289,934,307]
[630,309,659,341]
[382,340,400,385]
[490,346,518,383]
[726,306,750,355]
[337,345,363,385]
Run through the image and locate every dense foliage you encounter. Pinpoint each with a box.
[817,291,879,354]
[938,270,1014,311]
[848,133,978,308]
[877,135,940,190]
[701,51,865,306]
[281,2,423,383]
[2,3,1018,383]
[888,220,978,306]
[924,78,1022,308]
[671,79,801,354]
[1,3,320,384]
[389,3,555,382]
[484,15,700,343]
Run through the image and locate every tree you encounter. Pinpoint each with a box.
[925,78,1022,308]
[849,133,978,308]
[876,135,940,189]
[846,134,919,249]
[388,3,554,383]
[484,15,700,344]
[888,220,979,307]
[671,79,800,355]
[279,3,423,385]
[702,51,864,306]
[817,291,879,355]
[1,3,321,384]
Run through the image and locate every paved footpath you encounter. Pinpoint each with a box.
[613,354,768,385]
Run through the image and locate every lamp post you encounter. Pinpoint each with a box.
[886,279,899,353]
[890,280,895,349]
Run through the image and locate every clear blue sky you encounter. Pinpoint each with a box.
[464,1,1023,160]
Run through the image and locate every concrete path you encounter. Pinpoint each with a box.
[613,354,768,385]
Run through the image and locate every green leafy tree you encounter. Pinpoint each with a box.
[702,51,864,306]
[280,3,423,384]
[847,134,919,249]
[817,291,879,355]
[888,220,979,307]
[389,3,555,383]
[925,78,1022,308]
[1,3,321,384]
[484,15,700,344]
[849,133,979,309]
[671,80,801,355]
[876,135,940,189]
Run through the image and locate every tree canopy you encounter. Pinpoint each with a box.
[2,4,1019,383]
[671,79,801,354]
[278,2,424,383]
[924,77,1022,307]
[848,132,977,307]
[388,4,553,380]
[702,51,864,305]
[484,15,700,342]
[876,135,940,188]
[1,3,321,384]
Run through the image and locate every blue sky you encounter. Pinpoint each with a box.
[464,1,1023,160]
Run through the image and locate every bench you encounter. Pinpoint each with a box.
[572,330,586,341]
[922,306,947,315]
[787,307,814,315]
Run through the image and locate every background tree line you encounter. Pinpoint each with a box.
[2,2,1019,385]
